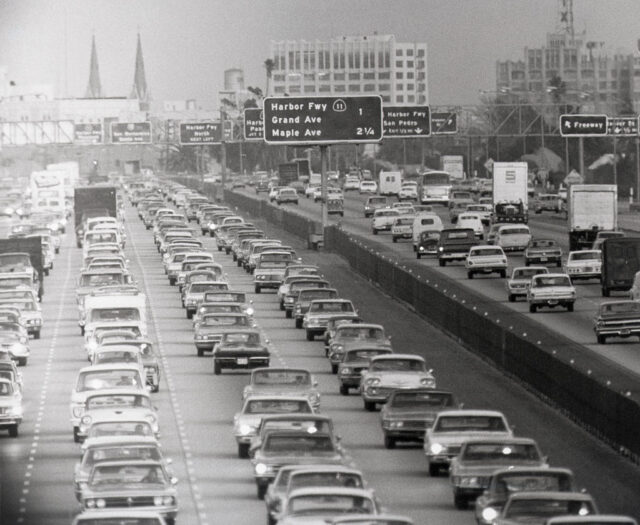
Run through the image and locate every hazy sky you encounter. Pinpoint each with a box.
[1,0,639,108]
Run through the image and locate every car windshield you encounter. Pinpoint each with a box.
[505,499,595,519]
[222,332,260,344]
[472,248,503,256]
[204,292,246,303]
[530,240,556,248]
[300,290,337,301]
[337,327,384,340]
[2,301,35,312]
[370,198,387,204]
[90,308,140,322]
[513,269,547,279]
[253,370,310,386]
[0,381,14,395]
[444,231,471,240]
[190,283,226,293]
[291,281,325,292]
[263,434,335,454]
[390,391,454,408]
[462,443,540,461]
[309,302,353,313]
[395,218,413,225]
[86,394,150,410]
[88,421,153,438]
[202,315,248,327]
[261,254,292,263]
[497,473,573,494]
[570,251,600,261]
[95,327,142,339]
[80,273,125,287]
[533,276,572,287]
[344,349,389,362]
[288,495,374,515]
[601,302,640,314]
[77,370,142,392]
[90,465,167,486]
[245,399,311,414]
[500,228,529,235]
[200,305,241,315]
[94,351,139,365]
[434,415,507,432]
[369,359,424,372]
[290,472,363,491]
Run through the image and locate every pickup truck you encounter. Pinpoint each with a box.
[437,228,477,267]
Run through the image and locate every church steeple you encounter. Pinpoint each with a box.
[130,33,149,108]
[85,35,103,98]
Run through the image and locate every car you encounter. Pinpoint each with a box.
[527,273,576,313]
[0,330,29,365]
[323,316,363,352]
[265,466,366,525]
[593,300,640,344]
[495,224,532,252]
[0,359,22,391]
[437,228,477,266]
[507,266,549,302]
[243,367,320,411]
[364,196,389,218]
[533,193,562,214]
[371,208,400,235]
[415,230,441,259]
[391,216,414,243]
[524,239,563,267]
[182,281,229,319]
[193,313,253,356]
[360,354,436,411]
[465,245,508,279]
[80,460,178,524]
[276,187,299,205]
[592,230,625,251]
[487,222,509,245]
[380,389,456,449]
[330,516,414,525]
[337,348,392,396]
[327,323,392,374]
[449,437,548,509]
[465,203,493,226]
[474,467,577,525]
[449,201,470,223]
[457,212,485,239]
[564,250,602,281]
[254,251,297,293]
[398,181,418,201]
[213,330,270,375]
[359,180,378,194]
[303,299,357,340]
[269,185,286,202]
[252,436,349,499]
[423,410,513,476]
[233,396,314,458]
[279,277,327,314]
[343,175,361,191]
[293,288,339,329]
[492,491,597,525]
[274,487,379,524]
[546,517,637,525]
[0,377,22,437]
[92,339,160,393]
[305,183,320,199]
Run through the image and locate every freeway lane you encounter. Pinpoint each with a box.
[238,188,640,377]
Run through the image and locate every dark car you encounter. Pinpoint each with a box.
[213,330,270,375]
[594,300,640,344]
[437,228,477,267]
[524,239,563,267]
[416,230,440,259]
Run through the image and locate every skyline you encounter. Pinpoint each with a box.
[1,0,640,108]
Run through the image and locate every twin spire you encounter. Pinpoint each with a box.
[84,33,149,104]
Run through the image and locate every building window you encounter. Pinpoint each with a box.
[378,83,390,91]
[382,95,391,102]
[396,49,403,56]
[407,72,414,79]
[349,84,361,92]
[407,95,415,102]
[273,74,285,81]
[304,73,315,81]
[406,83,415,90]
[349,72,360,80]
[334,72,345,80]
[417,49,425,57]
[378,72,390,79]
[406,48,414,56]
[335,85,345,92]
[396,83,403,90]
[417,72,425,80]
[318,72,330,81]
[417,83,426,92]
[418,94,426,104]
[364,84,376,92]
[304,85,315,92]
[363,72,375,79]
[396,95,404,102]
[396,72,403,79]
[610,81,618,89]
[599,81,607,89]
[274,86,285,93]
[406,61,414,68]
[395,60,403,68]
[289,85,300,93]
[319,85,331,92]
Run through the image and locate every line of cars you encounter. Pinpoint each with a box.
[154,180,414,525]
[70,187,177,525]
[231,178,639,524]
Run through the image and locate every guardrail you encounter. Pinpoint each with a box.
[177,180,640,461]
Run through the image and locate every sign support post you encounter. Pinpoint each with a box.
[613,136,617,186]
[579,137,585,180]
[636,137,640,200]
[320,145,328,231]
[221,142,227,188]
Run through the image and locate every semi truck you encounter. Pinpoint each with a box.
[0,237,44,300]
[601,237,640,297]
[440,155,464,182]
[492,162,528,223]
[74,186,117,248]
[568,184,618,251]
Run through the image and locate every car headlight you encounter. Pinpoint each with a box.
[9,344,24,355]
[365,377,381,386]
[430,443,444,454]
[81,415,92,426]
[460,476,480,487]
[246,307,254,316]
[390,421,404,429]
[308,392,320,403]
[154,496,164,506]
[438,246,444,252]
[86,499,96,508]
[332,344,344,352]
[72,406,83,418]
[255,463,269,475]
[163,496,174,505]
[419,246,424,251]
[482,507,499,522]
[96,499,106,508]
[340,367,352,375]
[238,424,253,435]
[420,377,436,388]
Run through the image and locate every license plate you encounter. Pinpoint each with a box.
[620,329,631,336]
[548,300,559,305]
[539,257,547,262]
[483,268,492,273]
[237,358,248,365]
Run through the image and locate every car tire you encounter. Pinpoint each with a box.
[373,229,378,235]
[416,253,421,259]
[500,270,506,278]
[257,484,267,500]
[529,304,537,313]
[524,260,530,267]
[339,384,349,396]
[305,331,313,341]
[331,364,338,374]
[557,260,562,268]
[295,318,303,329]
[34,330,40,340]
[392,237,397,243]
[428,463,440,477]
[213,361,221,375]
[255,286,261,294]
[454,494,468,510]
[232,254,237,261]
[197,348,204,357]
[73,427,80,443]
[17,357,27,366]
[597,334,606,344]
[285,310,292,319]
[168,278,176,286]
[187,310,193,319]
[508,294,515,302]
[9,425,18,438]
[364,400,376,412]
[384,435,396,449]
[602,287,610,297]
[151,383,160,393]
[238,443,249,459]
[439,260,445,267]
[467,271,474,279]
[44,268,49,276]
[567,303,574,312]
[279,301,284,311]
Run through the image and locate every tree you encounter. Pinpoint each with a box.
[264,59,275,96]
[547,75,566,103]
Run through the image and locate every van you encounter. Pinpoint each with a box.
[412,213,444,249]
[378,171,402,196]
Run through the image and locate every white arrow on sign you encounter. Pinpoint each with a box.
[415,128,423,134]
[564,121,572,128]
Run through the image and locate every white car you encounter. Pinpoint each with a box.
[304,184,320,198]
[465,203,492,225]
[527,273,576,313]
[398,182,418,201]
[359,180,378,194]
[391,216,414,243]
[564,250,602,281]
[343,176,360,191]
[391,202,415,215]
[506,266,549,302]
[456,212,484,240]
[465,246,507,279]
[371,208,400,235]
[494,224,531,251]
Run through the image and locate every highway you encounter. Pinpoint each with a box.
[233,187,640,378]
[0,198,639,525]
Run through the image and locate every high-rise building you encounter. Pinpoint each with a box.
[269,34,428,105]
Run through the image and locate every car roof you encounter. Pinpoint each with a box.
[505,491,593,501]
[336,323,383,330]
[436,409,506,418]
[371,353,423,362]
[78,363,143,374]
[286,487,373,499]
[81,435,160,449]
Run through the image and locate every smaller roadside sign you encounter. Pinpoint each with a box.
[559,114,607,137]
[244,108,264,141]
[111,122,152,144]
[607,116,638,136]
[431,112,458,134]
[383,106,430,137]
[179,122,222,145]
[74,123,102,145]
